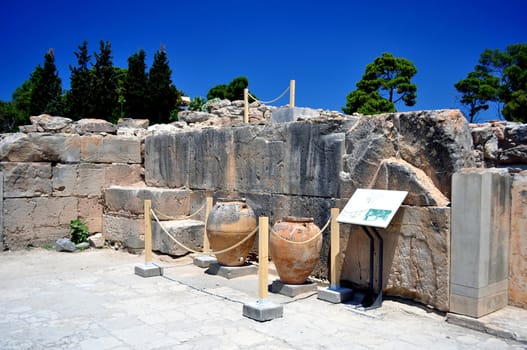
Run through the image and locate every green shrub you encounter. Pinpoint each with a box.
[70,218,89,244]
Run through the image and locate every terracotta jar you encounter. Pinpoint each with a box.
[206,198,257,266]
[270,216,322,284]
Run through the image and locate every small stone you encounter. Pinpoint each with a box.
[55,238,76,252]
[88,233,105,248]
[75,242,90,250]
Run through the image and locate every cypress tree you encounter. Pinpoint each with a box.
[147,45,179,124]
[66,41,92,120]
[91,40,117,120]
[124,49,148,118]
[29,49,63,116]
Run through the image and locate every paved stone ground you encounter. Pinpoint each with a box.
[0,248,526,350]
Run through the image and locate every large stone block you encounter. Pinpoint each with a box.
[102,214,144,244]
[151,219,204,256]
[284,123,345,197]
[104,186,196,218]
[78,197,103,233]
[53,163,144,197]
[0,133,80,163]
[340,110,475,200]
[81,135,141,163]
[52,164,76,196]
[509,171,527,308]
[105,163,143,187]
[271,107,320,123]
[0,162,52,198]
[397,110,475,198]
[370,158,450,206]
[233,125,286,194]
[340,206,450,311]
[450,168,511,317]
[3,197,78,249]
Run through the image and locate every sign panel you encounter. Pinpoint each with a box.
[337,189,408,228]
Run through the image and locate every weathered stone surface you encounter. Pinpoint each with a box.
[233,125,286,194]
[102,214,144,244]
[470,121,527,168]
[55,238,76,252]
[271,107,320,123]
[74,118,117,134]
[104,186,196,218]
[0,133,81,163]
[370,158,450,206]
[54,163,144,197]
[105,163,143,187]
[88,233,105,248]
[152,219,204,256]
[147,122,347,197]
[3,197,78,249]
[0,162,52,198]
[30,115,73,132]
[78,197,103,233]
[341,110,475,200]
[340,206,450,311]
[117,118,149,129]
[284,122,345,197]
[178,111,216,123]
[499,145,527,164]
[510,171,527,308]
[397,110,475,198]
[145,128,234,190]
[81,135,141,163]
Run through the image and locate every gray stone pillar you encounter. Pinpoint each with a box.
[450,168,511,318]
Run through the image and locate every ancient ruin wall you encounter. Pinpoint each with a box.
[0,104,526,311]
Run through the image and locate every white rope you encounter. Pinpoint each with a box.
[270,217,331,245]
[150,208,259,255]
[152,204,205,221]
[248,86,290,105]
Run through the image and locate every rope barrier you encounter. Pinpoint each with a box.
[150,208,259,255]
[248,86,290,105]
[270,216,332,245]
[152,204,205,221]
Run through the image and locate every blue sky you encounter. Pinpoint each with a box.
[1,0,526,122]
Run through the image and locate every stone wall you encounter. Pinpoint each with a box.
[0,117,144,250]
[143,109,475,310]
[0,105,526,312]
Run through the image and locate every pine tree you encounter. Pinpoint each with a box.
[343,52,417,115]
[124,49,148,118]
[66,41,92,120]
[91,40,118,120]
[147,45,179,124]
[29,49,63,116]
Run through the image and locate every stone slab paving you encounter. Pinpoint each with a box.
[0,248,526,350]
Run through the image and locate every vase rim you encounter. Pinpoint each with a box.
[282,216,314,223]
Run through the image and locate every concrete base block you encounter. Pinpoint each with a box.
[317,287,355,304]
[193,255,217,268]
[270,280,318,297]
[205,263,257,279]
[134,263,163,278]
[243,300,284,322]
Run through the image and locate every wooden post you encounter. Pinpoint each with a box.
[330,208,340,289]
[244,88,249,123]
[289,79,295,108]
[144,199,153,264]
[258,216,269,300]
[203,196,213,253]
